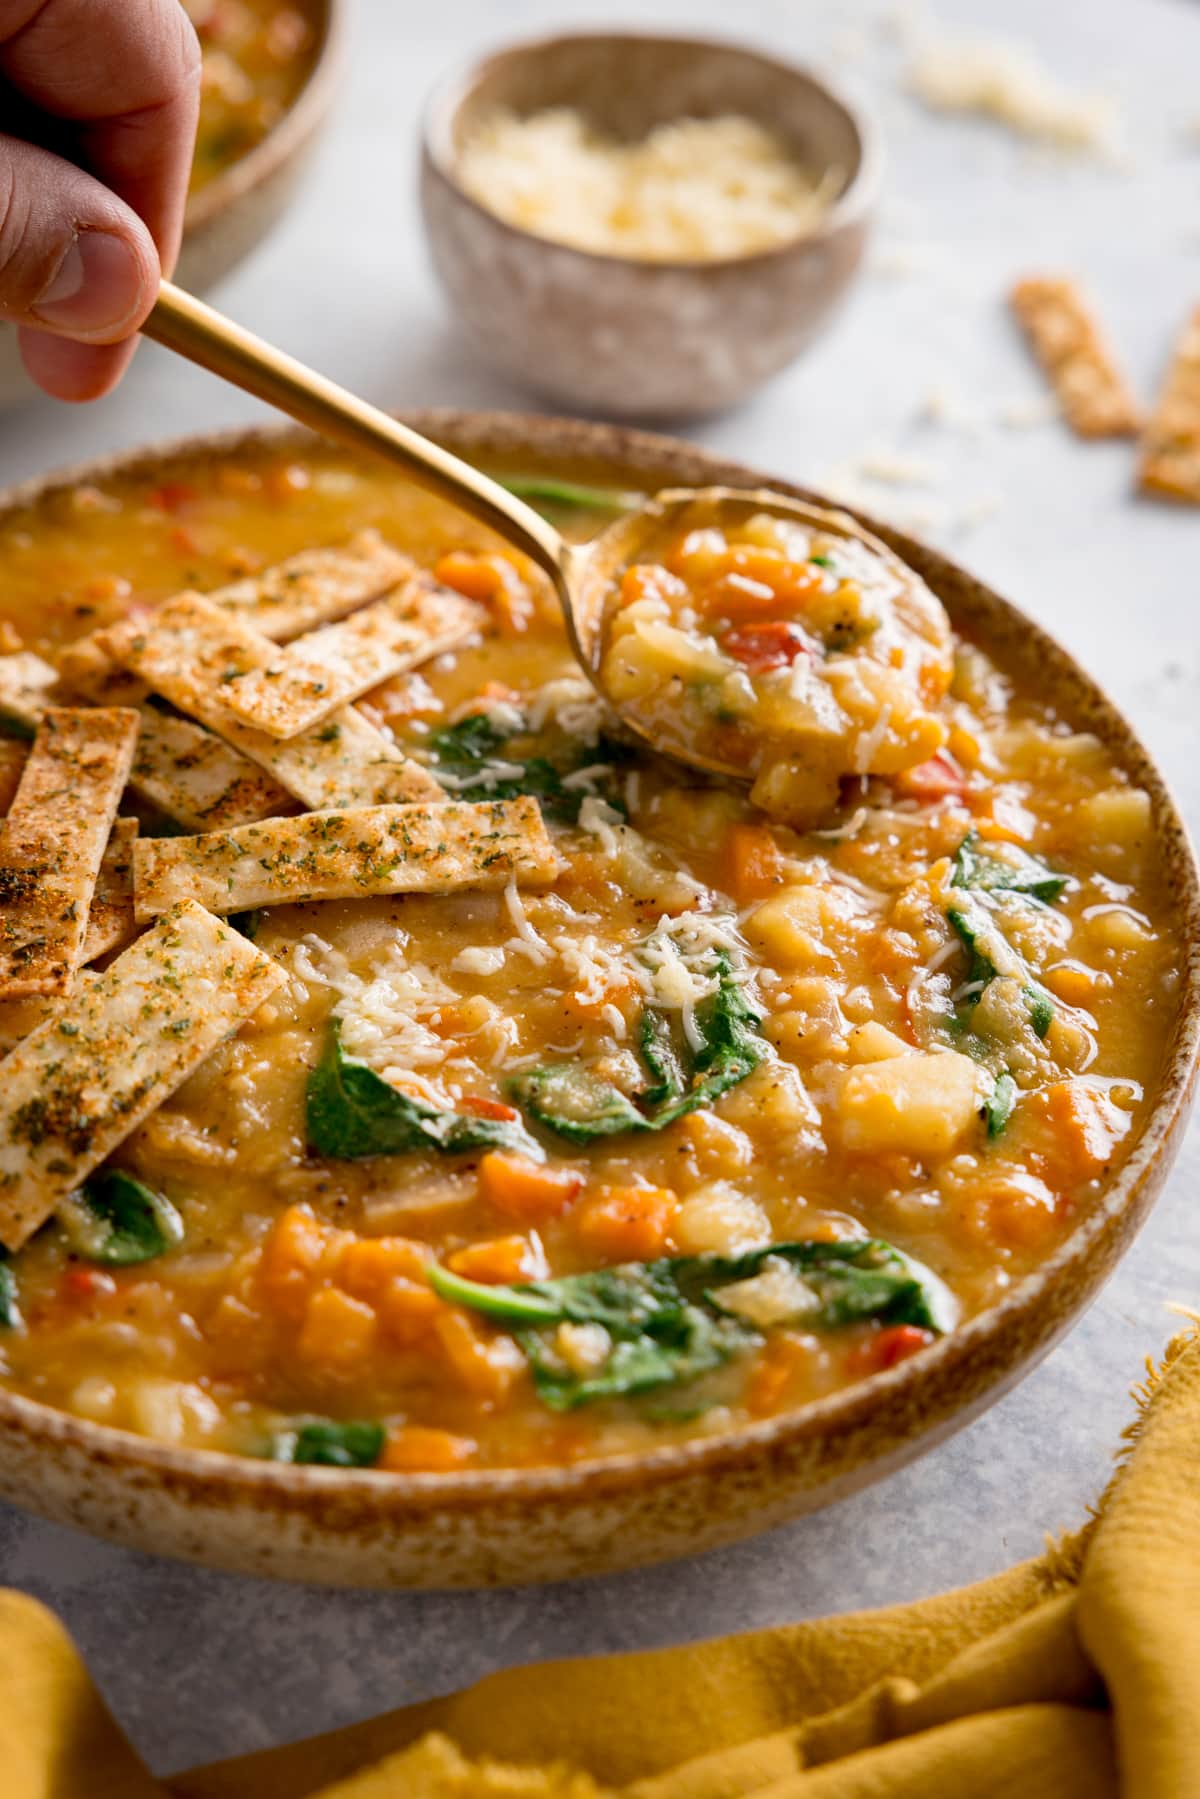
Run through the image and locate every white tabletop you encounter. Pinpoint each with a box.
[0,0,1197,1775]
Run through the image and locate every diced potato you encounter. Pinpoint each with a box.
[126,1378,223,1446]
[750,755,841,828]
[673,1182,771,1255]
[746,885,837,970]
[603,619,727,704]
[717,1061,822,1141]
[1072,787,1152,877]
[840,1050,988,1157]
[714,1261,818,1329]
[1085,907,1155,953]
[846,1021,912,1062]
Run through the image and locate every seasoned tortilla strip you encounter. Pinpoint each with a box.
[219,577,484,738]
[0,739,26,813]
[1010,276,1139,439]
[0,708,139,998]
[80,818,138,964]
[58,633,296,829]
[101,593,441,808]
[207,530,414,641]
[0,901,285,1250]
[0,651,56,735]
[133,796,561,918]
[1139,305,1200,502]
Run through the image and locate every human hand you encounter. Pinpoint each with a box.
[0,0,201,401]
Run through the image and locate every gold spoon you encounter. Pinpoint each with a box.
[143,281,898,781]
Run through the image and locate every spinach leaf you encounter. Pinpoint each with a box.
[947,904,1055,1042]
[510,960,763,1144]
[985,1071,1017,1139]
[71,1169,184,1265]
[430,1238,954,1409]
[0,1254,19,1329]
[307,1024,543,1161]
[0,711,35,741]
[273,1420,384,1468]
[428,712,512,765]
[951,832,1067,904]
[1023,986,1055,1040]
[428,711,627,824]
[499,476,636,515]
[229,908,262,940]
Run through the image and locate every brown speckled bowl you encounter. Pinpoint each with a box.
[0,411,1195,1588]
[0,0,345,410]
[420,33,879,419]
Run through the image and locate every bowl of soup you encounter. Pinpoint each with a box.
[0,411,1194,1586]
[0,0,344,408]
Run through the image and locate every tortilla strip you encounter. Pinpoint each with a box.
[100,593,441,808]
[207,530,414,641]
[0,651,57,735]
[80,818,139,964]
[1138,305,1200,502]
[0,708,139,998]
[0,901,284,1250]
[0,740,26,813]
[219,578,484,738]
[58,633,297,830]
[133,796,561,919]
[1010,276,1139,439]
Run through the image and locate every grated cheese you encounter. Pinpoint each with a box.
[456,109,839,262]
[907,36,1119,154]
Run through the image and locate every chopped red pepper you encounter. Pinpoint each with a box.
[893,750,967,800]
[849,1323,935,1375]
[721,620,811,673]
[61,1268,117,1303]
[148,481,197,515]
[458,1095,521,1122]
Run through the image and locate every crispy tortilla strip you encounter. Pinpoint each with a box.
[0,708,139,998]
[207,530,414,641]
[133,796,561,918]
[0,740,26,813]
[0,651,56,735]
[58,633,295,829]
[101,593,440,808]
[1010,276,1139,439]
[0,901,284,1249]
[219,578,484,738]
[1139,305,1200,501]
[80,818,139,964]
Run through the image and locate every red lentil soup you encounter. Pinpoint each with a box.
[187,0,319,193]
[0,444,1180,1474]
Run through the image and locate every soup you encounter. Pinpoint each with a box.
[0,445,1179,1473]
[186,0,318,193]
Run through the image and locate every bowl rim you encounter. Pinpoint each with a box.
[182,0,348,236]
[420,27,884,275]
[0,408,1196,1515]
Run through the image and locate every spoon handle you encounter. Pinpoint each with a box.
[143,281,566,581]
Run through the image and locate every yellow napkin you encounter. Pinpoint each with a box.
[4,1322,1199,1799]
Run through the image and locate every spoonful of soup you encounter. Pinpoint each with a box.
[144,283,952,826]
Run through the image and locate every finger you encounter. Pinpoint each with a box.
[0,0,201,271]
[18,330,138,403]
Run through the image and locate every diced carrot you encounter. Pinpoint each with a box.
[435,1309,524,1402]
[745,1332,812,1416]
[148,480,197,514]
[968,1172,1062,1251]
[619,563,688,610]
[722,620,811,673]
[575,1186,677,1262]
[380,1426,477,1472]
[848,1323,934,1377]
[972,790,1037,844]
[560,974,636,1025]
[296,1287,377,1370]
[265,462,311,502]
[697,548,824,620]
[336,1236,428,1302]
[169,525,198,558]
[1038,1081,1123,1181]
[726,821,787,902]
[1042,963,1098,1007]
[893,751,967,800]
[448,1235,545,1285]
[377,1278,444,1347]
[478,1152,583,1222]
[434,550,533,632]
[257,1206,332,1320]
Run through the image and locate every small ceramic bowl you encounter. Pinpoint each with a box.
[420,32,880,420]
[0,0,346,410]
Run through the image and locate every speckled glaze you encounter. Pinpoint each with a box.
[0,0,345,411]
[420,34,879,420]
[0,411,1195,1589]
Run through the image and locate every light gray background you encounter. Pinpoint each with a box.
[0,0,1197,1776]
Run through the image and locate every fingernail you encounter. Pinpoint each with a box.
[32,231,145,336]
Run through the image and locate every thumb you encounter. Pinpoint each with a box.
[0,131,159,342]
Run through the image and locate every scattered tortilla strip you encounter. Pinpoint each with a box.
[0,901,285,1249]
[1138,305,1200,502]
[59,631,299,829]
[0,708,139,998]
[133,796,561,919]
[0,740,26,813]
[100,593,441,808]
[219,578,484,738]
[1010,276,1139,438]
[0,651,57,735]
[80,818,139,964]
[207,530,414,640]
